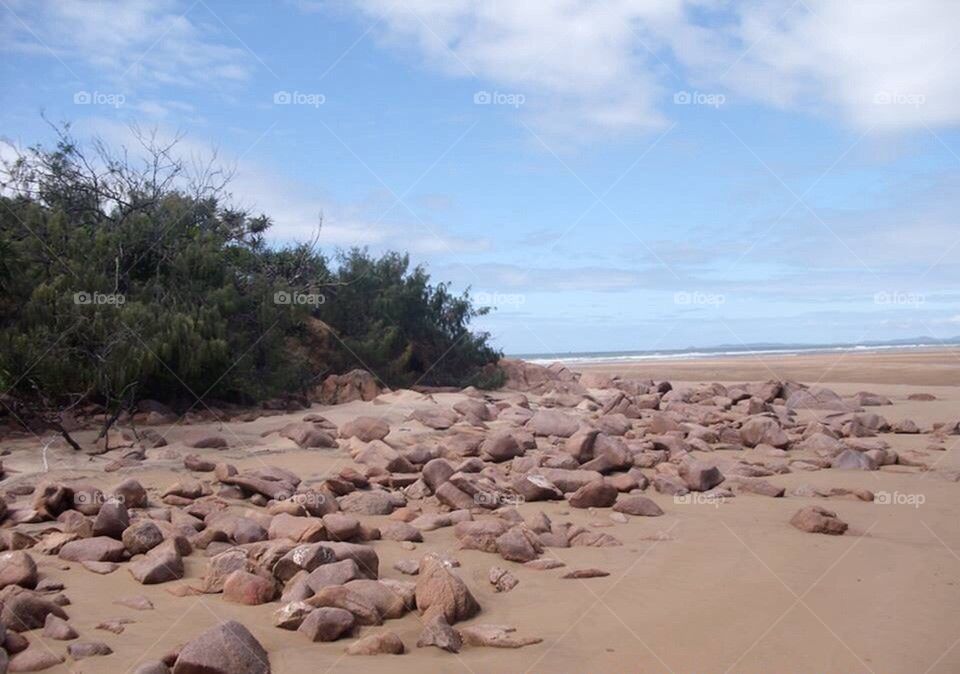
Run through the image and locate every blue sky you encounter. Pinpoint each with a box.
[2,0,960,355]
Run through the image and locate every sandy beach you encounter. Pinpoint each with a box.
[1,349,958,674]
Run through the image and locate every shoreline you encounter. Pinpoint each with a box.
[567,346,960,386]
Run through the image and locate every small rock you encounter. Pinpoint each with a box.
[488,566,519,592]
[68,641,114,659]
[790,506,848,535]
[345,631,405,655]
[561,568,610,579]
[42,613,78,640]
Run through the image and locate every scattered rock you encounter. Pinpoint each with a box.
[173,620,270,673]
[790,506,848,535]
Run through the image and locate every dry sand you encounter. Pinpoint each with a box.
[1,349,958,673]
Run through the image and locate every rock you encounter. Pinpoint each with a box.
[568,480,617,508]
[832,449,878,471]
[460,624,542,649]
[489,566,519,592]
[133,661,170,674]
[679,461,725,492]
[340,417,390,442]
[183,431,228,449]
[223,570,277,605]
[527,409,580,437]
[114,479,148,508]
[740,417,789,448]
[409,407,459,430]
[434,482,475,510]
[267,514,325,542]
[892,419,920,434]
[421,458,455,492]
[184,454,216,471]
[114,595,154,611]
[8,648,65,671]
[122,519,165,555]
[480,432,523,462]
[735,479,785,497]
[173,620,270,673]
[511,473,563,501]
[273,601,313,630]
[337,490,398,516]
[612,495,664,517]
[790,506,848,535]
[562,568,610,579]
[279,422,337,448]
[298,607,355,642]
[394,559,419,575]
[322,542,380,579]
[304,559,364,594]
[345,631,405,655]
[322,513,361,541]
[851,391,892,406]
[786,387,854,411]
[417,616,462,653]
[2,591,68,632]
[524,558,565,570]
[32,480,72,520]
[92,498,130,539]
[307,585,382,625]
[533,468,603,493]
[129,545,184,584]
[67,641,114,659]
[653,475,688,496]
[380,522,422,543]
[0,552,38,590]
[316,369,381,405]
[42,613,78,640]
[495,526,543,562]
[59,537,126,563]
[82,561,118,575]
[415,555,480,625]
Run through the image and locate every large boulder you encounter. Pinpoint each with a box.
[415,555,480,625]
[316,369,381,405]
[739,417,789,448]
[173,620,270,673]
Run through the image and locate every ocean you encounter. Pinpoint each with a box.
[513,340,960,366]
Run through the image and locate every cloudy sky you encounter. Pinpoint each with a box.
[3,0,960,355]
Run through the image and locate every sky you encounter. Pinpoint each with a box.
[2,0,960,356]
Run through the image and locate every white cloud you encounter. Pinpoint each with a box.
[0,0,250,88]
[342,0,960,135]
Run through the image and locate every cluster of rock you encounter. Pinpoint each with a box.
[0,359,953,671]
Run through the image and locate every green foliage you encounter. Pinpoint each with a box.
[0,128,500,413]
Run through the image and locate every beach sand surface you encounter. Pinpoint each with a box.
[0,349,957,673]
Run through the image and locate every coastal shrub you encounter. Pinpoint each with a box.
[0,127,500,423]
